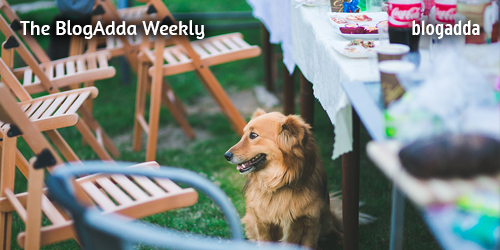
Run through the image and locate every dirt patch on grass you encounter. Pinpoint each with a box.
[113,88,282,152]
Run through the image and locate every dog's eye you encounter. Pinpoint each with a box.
[249,132,259,139]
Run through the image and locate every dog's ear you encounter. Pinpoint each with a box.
[278,115,308,153]
[251,109,266,119]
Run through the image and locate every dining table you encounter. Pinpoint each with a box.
[291,2,380,250]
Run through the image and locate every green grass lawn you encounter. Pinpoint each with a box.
[7,0,441,249]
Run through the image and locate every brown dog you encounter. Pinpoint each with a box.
[224,110,343,249]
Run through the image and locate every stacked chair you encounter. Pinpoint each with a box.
[133,0,261,161]
[0,0,119,160]
[83,0,261,161]
[0,83,199,249]
[81,0,196,142]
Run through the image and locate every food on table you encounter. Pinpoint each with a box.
[344,47,362,53]
[339,24,365,34]
[345,14,373,22]
[398,134,500,179]
[377,20,388,26]
[340,24,378,35]
[347,39,375,48]
[364,26,378,34]
[331,17,348,24]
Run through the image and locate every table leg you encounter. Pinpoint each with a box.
[390,185,406,250]
[283,64,295,115]
[260,24,274,92]
[342,108,360,250]
[299,73,314,127]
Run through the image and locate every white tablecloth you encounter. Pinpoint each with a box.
[291,3,379,159]
[247,0,295,73]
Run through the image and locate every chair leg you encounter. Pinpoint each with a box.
[24,166,44,250]
[74,120,113,161]
[133,61,149,152]
[160,80,196,139]
[78,106,120,158]
[162,80,188,117]
[83,81,95,112]
[15,150,29,178]
[195,69,246,136]
[0,135,16,250]
[0,212,12,250]
[146,73,163,161]
[44,130,80,163]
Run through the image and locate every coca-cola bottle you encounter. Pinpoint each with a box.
[432,0,457,24]
[388,0,423,52]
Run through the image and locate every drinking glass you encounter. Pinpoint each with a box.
[367,0,383,12]
[377,22,389,45]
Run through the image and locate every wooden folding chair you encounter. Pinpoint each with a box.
[0,54,103,167]
[0,83,198,249]
[133,0,261,161]
[70,0,196,140]
[0,3,120,159]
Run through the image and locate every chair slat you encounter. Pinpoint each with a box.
[80,182,117,210]
[65,91,91,114]
[212,40,230,53]
[23,69,33,86]
[40,96,67,119]
[222,38,240,50]
[163,50,179,65]
[55,63,65,78]
[95,177,134,206]
[41,195,66,225]
[111,174,150,200]
[30,98,54,119]
[192,45,209,58]
[76,59,86,73]
[53,93,79,116]
[24,100,43,117]
[106,36,115,49]
[33,75,40,84]
[131,176,165,196]
[97,54,108,68]
[201,43,220,55]
[65,61,76,76]
[232,37,250,48]
[47,65,55,80]
[116,38,123,47]
[171,49,190,63]
[154,178,182,192]
[21,104,31,112]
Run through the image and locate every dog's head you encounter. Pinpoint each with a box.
[224,109,313,189]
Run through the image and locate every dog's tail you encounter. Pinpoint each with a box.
[329,192,377,225]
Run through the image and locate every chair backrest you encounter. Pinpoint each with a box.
[0,83,62,166]
[47,162,306,250]
[88,0,161,72]
[0,12,61,95]
[0,49,33,102]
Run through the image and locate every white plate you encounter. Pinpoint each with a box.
[295,0,330,6]
[327,12,388,39]
[332,40,379,58]
[295,0,315,6]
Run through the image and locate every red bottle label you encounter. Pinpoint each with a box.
[388,3,422,28]
[435,4,456,24]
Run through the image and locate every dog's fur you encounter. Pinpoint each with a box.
[225,110,343,249]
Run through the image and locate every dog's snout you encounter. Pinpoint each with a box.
[224,151,233,161]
